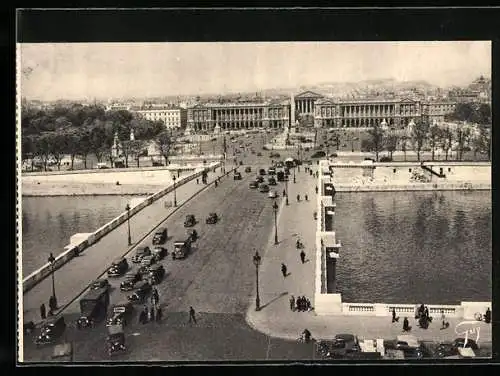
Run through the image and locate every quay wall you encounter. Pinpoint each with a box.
[22,162,221,293]
[313,159,491,318]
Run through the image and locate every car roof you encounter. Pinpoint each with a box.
[113,257,126,263]
[155,227,166,232]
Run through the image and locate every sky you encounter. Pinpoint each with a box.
[19,41,491,101]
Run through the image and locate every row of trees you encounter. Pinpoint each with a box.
[21,104,177,171]
[362,102,491,162]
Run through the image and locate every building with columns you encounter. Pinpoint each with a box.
[135,106,187,129]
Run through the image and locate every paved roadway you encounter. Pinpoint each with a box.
[22,145,321,361]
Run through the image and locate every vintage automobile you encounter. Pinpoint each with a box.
[107,325,126,357]
[152,227,167,245]
[34,316,67,346]
[268,167,276,175]
[147,264,166,285]
[256,176,264,183]
[249,181,258,189]
[435,342,460,358]
[245,166,252,173]
[76,287,109,329]
[259,183,270,193]
[106,302,134,328]
[268,190,278,199]
[187,229,198,243]
[90,278,111,292]
[256,152,262,156]
[107,257,129,277]
[326,334,361,357]
[184,214,196,227]
[138,255,156,275]
[131,246,151,263]
[233,172,242,180]
[259,168,266,176]
[152,246,167,261]
[206,212,219,224]
[172,239,192,260]
[268,176,277,185]
[120,272,142,292]
[127,281,152,304]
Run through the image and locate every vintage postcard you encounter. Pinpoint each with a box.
[16,10,492,363]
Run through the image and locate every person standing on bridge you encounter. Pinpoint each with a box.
[315,186,318,194]
[300,250,306,264]
[189,306,197,324]
[289,295,295,311]
[281,263,288,278]
[40,303,46,320]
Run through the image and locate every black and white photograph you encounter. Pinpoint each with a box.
[16,11,493,363]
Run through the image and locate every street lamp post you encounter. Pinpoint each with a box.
[293,166,296,183]
[253,251,262,311]
[125,203,131,246]
[285,177,289,205]
[273,200,279,244]
[173,175,177,207]
[48,253,57,309]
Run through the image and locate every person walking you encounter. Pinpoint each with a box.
[196,178,199,184]
[403,317,411,332]
[296,194,300,202]
[283,189,286,197]
[189,306,197,324]
[300,250,306,264]
[315,186,318,194]
[156,306,162,322]
[392,308,399,323]
[281,263,288,278]
[40,303,46,320]
[305,194,308,201]
[149,306,155,322]
[289,295,295,311]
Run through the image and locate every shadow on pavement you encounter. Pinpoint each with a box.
[260,292,288,310]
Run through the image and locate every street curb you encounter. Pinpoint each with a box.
[25,166,236,327]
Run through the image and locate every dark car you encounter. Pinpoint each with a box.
[453,338,479,350]
[152,246,167,261]
[311,151,326,158]
[257,152,262,156]
[233,172,242,180]
[329,334,360,355]
[127,281,152,304]
[245,167,252,173]
[249,181,258,189]
[152,227,167,245]
[268,177,277,185]
[34,316,66,346]
[270,152,281,158]
[106,302,134,327]
[147,264,166,285]
[138,255,156,275]
[206,212,219,224]
[259,168,266,176]
[120,272,142,292]
[435,342,459,358]
[184,214,196,227]
[131,246,151,263]
[90,279,111,292]
[256,176,264,183]
[107,257,129,277]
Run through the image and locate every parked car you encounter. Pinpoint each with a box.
[126,281,152,304]
[184,214,196,227]
[259,168,266,176]
[270,152,281,158]
[120,272,142,292]
[311,151,326,158]
[206,212,219,224]
[35,316,67,346]
[435,342,459,358]
[259,183,270,193]
[106,302,134,328]
[152,227,167,245]
[107,257,129,277]
[233,172,242,180]
[152,246,167,261]
[131,246,151,264]
[249,181,258,189]
[90,279,111,292]
[268,190,278,198]
[257,152,262,156]
[328,334,360,356]
[139,255,156,275]
[256,176,264,183]
[268,167,276,175]
[245,166,252,173]
[268,176,277,185]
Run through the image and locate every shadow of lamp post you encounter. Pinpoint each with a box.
[48,253,58,309]
[253,251,262,311]
[273,200,279,245]
[173,175,177,207]
[125,203,131,246]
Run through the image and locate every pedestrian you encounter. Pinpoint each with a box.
[189,306,197,324]
[289,295,295,311]
[403,317,411,332]
[139,310,147,324]
[49,295,57,311]
[392,308,399,323]
[281,263,287,278]
[40,303,46,320]
[297,194,300,202]
[156,306,162,322]
[315,186,318,194]
[196,178,199,184]
[283,189,286,197]
[300,250,306,264]
[424,306,429,320]
[441,310,448,329]
[305,194,308,201]
[306,298,312,311]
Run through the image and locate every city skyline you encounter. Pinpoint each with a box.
[19,41,491,101]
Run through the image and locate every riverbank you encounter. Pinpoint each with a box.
[22,182,161,196]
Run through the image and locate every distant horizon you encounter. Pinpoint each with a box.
[19,42,491,102]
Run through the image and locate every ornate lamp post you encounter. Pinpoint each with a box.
[273,200,279,244]
[252,251,262,311]
[48,253,58,309]
[173,175,177,207]
[285,176,289,205]
[125,203,131,245]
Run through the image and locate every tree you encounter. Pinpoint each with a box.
[399,135,409,162]
[155,131,172,165]
[34,134,52,171]
[77,130,93,169]
[48,132,68,171]
[477,103,492,125]
[428,125,441,161]
[439,127,454,161]
[89,123,108,163]
[384,133,398,160]
[367,122,385,161]
[412,119,430,162]
[128,140,145,168]
[446,103,475,123]
[456,127,471,161]
[21,135,35,169]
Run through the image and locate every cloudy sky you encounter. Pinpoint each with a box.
[19,41,491,101]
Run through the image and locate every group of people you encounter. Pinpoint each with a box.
[138,288,161,324]
[416,304,432,329]
[290,295,312,312]
[39,295,58,320]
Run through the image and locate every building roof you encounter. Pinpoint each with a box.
[295,90,324,99]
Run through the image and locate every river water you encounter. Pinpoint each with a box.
[334,190,491,304]
[21,195,144,275]
[21,191,491,304]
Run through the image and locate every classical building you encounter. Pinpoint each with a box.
[135,106,187,129]
[186,100,290,132]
